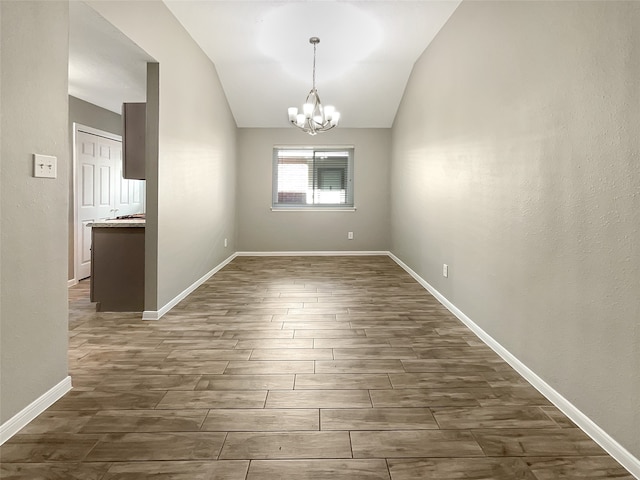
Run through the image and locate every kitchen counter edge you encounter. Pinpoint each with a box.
[88,219,145,228]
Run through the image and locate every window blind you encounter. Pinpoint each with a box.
[273,147,354,207]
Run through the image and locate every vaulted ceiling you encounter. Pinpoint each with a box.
[68,1,153,114]
[69,1,460,128]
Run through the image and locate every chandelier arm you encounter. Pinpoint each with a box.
[313,90,325,126]
[289,117,335,135]
[290,119,314,135]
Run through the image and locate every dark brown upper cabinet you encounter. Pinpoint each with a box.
[122,102,146,180]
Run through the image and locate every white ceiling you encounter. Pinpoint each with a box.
[69,1,153,114]
[165,0,460,128]
[69,1,460,128]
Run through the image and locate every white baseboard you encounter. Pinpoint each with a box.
[0,376,72,445]
[388,252,640,479]
[236,251,390,257]
[142,253,238,320]
[67,278,78,287]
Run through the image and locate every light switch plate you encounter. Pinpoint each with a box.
[34,154,57,178]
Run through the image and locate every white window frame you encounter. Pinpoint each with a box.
[272,146,355,211]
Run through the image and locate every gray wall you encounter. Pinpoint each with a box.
[68,95,122,281]
[391,0,639,459]
[1,1,69,422]
[237,128,391,252]
[69,95,122,137]
[89,1,237,311]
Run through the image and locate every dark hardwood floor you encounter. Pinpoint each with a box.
[0,256,632,479]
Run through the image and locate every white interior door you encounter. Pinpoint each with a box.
[115,153,145,217]
[74,127,145,280]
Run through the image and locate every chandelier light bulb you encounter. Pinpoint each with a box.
[287,37,340,135]
[303,103,314,118]
[324,105,335,121]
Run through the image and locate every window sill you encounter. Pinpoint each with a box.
[271,206,357,212]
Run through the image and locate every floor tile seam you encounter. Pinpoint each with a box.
[96,464,112,480]
[352,453,490,461]
[468,426,593,433]
[219,361,231,374]
[346,428,493,437]
[294,385,392,391]
[468,428,574,458]
[266,387,378,393]
[536,405,567,429]
[217,432,229,460]
[477,452,615,459]
[75,432,108,464]
[348,430,355,459]
[198,409,211,431]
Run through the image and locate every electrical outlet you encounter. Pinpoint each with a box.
[224,238,228,248]
[348,232,354,240]
[33,154,57,178]
[443,264,449,278]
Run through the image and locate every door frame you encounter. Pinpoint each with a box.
[71,123,122,285]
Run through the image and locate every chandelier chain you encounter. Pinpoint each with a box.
[312,42,317,91]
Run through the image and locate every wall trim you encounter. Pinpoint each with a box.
[142,253,238,320]
[236,251,389,257]
[0,376,72,446]
[67,279,78,288]
[388,252,640,479]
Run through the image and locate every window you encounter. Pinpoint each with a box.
[273,147,354,208]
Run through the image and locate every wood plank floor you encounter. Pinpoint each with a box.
[0,256,632,479]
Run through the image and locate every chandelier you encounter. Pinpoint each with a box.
[287,37,340,135]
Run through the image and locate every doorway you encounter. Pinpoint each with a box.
[73,124,145,280]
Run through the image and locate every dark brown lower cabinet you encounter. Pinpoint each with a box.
[90,226,144,312]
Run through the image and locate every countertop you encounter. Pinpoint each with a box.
[88,219,145,228]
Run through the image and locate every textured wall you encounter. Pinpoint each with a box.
[1,1,69,422]
[89,1,237,312]
[237,128,391,252]
[67,96,122,281]
[391,1,639,459]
